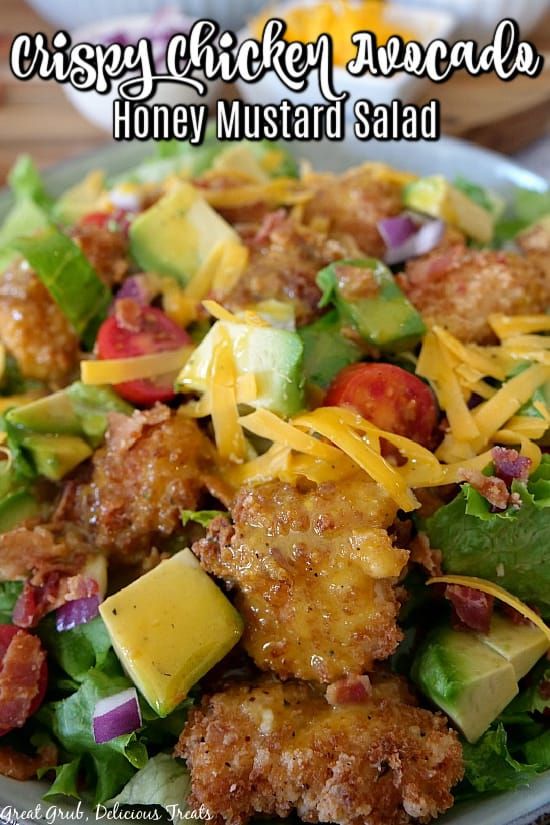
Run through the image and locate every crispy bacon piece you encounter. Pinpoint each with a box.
[326,675,372,706]
[445,585,494,634]
[458,469,509,510]
[409,532,443,577]
[12,573,99,629]
[0,743,57,781]
[72,217,130,287]
[0,631,45,731]
[0,524,94,584]
[492,446,531,487]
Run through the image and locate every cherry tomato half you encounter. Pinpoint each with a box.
[80,209,133,236]
[0,625,48,737]
[324,362,438,449]
[96,303,191,406]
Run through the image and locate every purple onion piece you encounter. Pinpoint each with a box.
[56,595,100,632]
[92,688,142,744]
[383,219,446,266]
[114,275,153,307]
[378,214,418,250]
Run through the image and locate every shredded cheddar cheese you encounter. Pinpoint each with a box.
[81,347,193,385]
[208,326,248,462]
[428,575,550,644]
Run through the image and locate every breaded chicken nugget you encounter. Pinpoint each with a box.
[218,217,358,326]
[67,405,228,564]
[302,166,403,259]
[397,245,550,344]
[0,260,79,385]
[193,477,408,682]
[177,674,463,825]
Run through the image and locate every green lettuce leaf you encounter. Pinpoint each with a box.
[298,310,362,389]
[38,652,148,804]
[459,723,539,797]
[426,457,550,614]
[106,753,195,821]
[0,580,23,623]
[0,156,53,271]
[12,227,111,349]
[39,615,112,682]
[181,510,227,528]
[454,176,502,216]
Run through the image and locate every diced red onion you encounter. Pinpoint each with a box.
[113,275,152,307]
[56,595,100,632]
[379,214,446,266]
[378,215,418,249]
[92,688,142,744]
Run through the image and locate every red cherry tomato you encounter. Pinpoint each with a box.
[324,362,438,449]
[0,625,48,737]
[96,304,191,406]
[80,209,133,236]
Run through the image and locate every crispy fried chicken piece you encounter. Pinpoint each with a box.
[397,244,550,344]
[67,405,228,564]
[217,217,359,326]
[177,674,463,825]
[193,477,408,682]
[72,219,130,287]
[0,260,79,384]
[302,166,402,259]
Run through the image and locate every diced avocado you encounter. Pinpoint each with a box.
[211,145,269,183]
[0,490,41,533]
[317,258,425,352]
[22,434,92,481]
[403,175,494,244]
[53,171,106,225]
[298,310,362,389]
[477,613,549,681]
[177,319,304,417]
[7,382,132,448]
[99,549,243,716]
[412,625,518,743]
[129,183,239,285]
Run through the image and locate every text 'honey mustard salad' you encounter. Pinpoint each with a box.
[0,130,550,822]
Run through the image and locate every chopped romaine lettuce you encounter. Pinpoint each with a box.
[181,509,228,528]
[0,580,23,623]
[426,456,550,614]
[39,615,113,682]
[298,310,362,388]
[106,753,194,821]
[458,723,539,798]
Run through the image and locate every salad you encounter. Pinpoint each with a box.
[0,130,550,824]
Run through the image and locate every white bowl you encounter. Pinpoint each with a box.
[62,14,225,133]
[236,1,456,111]
[27,0,267,31]
[395,0,550,40]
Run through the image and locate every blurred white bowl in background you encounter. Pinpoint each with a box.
[63,14,224,132]
[396,0,550,40]
[27,0,266,32]
[237,1,456,111]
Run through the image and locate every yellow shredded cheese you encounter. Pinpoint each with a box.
[81,347,193,385]
[473,364,550,443]
[239,409,349,465]
[489,314,550,339]
[427,575,550,643]
[294,408,419,511]
[202,178,311,209]
[208,327,247,462]
[224,443,292,487]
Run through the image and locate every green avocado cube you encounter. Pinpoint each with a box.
[412,625,518,743]
[129,183,239,284]
[316,258,425,352]
[100,549,243,716]
[22,434,92,481]
[177,320,304,418]
[0,490,41,534]
[477,613,549,681]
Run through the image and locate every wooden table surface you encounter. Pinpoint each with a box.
[0,0,549,185]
